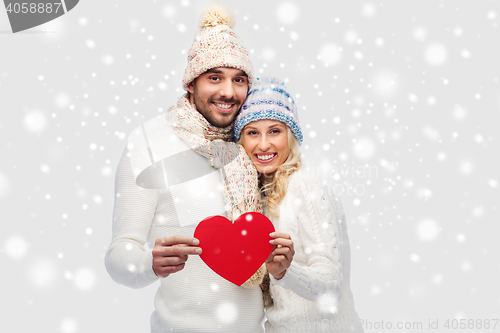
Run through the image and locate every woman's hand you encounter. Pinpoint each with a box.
[266,232,294,280]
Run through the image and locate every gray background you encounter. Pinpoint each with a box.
[1,0,499,332]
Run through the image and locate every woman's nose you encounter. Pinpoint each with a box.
[258,135,271,151]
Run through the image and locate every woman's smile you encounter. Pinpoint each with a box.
[255,153,278,163]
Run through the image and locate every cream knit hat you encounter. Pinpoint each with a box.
[182,3,254,90]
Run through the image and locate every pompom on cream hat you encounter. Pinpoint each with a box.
[182,3,254,90]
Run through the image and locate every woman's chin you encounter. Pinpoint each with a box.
[256,164,278,175]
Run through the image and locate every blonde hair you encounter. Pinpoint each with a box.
[239,126,301,218]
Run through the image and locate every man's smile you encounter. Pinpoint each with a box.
[213,102,235,113]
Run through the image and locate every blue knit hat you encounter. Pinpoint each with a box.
[234,76,303,145]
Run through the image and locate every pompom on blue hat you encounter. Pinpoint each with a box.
[234,76,303,145]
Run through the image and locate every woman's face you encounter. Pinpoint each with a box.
[240,120,290,175]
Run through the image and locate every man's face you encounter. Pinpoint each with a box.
[187,67,249,128]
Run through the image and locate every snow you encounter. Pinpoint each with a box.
[458,160,474,175]
[318,43,342,67]
[40,164,51,174]
[456,234,466,243]
[85,39,96,49]
[55,93,71,108]
[352,137,376,160]
[372,70,400,98]
[60,318,78,333]
[416,219,440,242]
[261,48,275,61]
[461,261,472,272]
[410,253,420,263]
[24,110,48,133]
[361,3,377,18]
[216,302,238,324]
[162,5,176,18]
[424,43,448,66]
[31,260,57,288]
[413,27,427,42]
[276,3,299,25]
[74,268,97,291]
[78,17,88,26]
[102,55,114,65]
[432,274,443,284]
[370,285,381,295]
[5,236,29,259]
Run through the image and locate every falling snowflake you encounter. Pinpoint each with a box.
[276,3,299,25]
[424,43,448,66]
[5,236,29,259]
[216,302,238,324]
[416,219,440,241]
[74,268,96,291]
[24,110,48,133]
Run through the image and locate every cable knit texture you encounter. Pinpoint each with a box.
[264,168,364,333]
[104,113,265,332]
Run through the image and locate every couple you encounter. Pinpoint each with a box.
[104,3,362,333]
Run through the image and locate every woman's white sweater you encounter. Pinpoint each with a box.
[264,168,364,333]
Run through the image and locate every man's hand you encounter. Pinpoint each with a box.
[266,232,294,280]
[152,236,202,278]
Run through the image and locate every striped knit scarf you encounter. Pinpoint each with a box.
[166,94,266,288]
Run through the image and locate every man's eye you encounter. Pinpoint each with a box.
[234,78,245,83]
[210,77,220,81]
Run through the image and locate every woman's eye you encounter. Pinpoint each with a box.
[247,131,257,135]
[270,129,281,134]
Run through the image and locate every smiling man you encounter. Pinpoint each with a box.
[104,4,266,333]
[187,67,249,128]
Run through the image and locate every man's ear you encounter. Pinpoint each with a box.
[187,81,195,94]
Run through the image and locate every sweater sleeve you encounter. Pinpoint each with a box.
[104,146,160,288]
[270,173,343,305]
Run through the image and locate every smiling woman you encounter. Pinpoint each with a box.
[234,77,364,333]
[235,77,303,217]
[240,120,290,174]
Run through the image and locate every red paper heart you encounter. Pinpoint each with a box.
[194,212,275,286]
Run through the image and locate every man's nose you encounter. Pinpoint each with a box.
[219,80,235,99]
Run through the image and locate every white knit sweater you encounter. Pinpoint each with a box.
[264,168,363,333]
[104,114,264,333]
